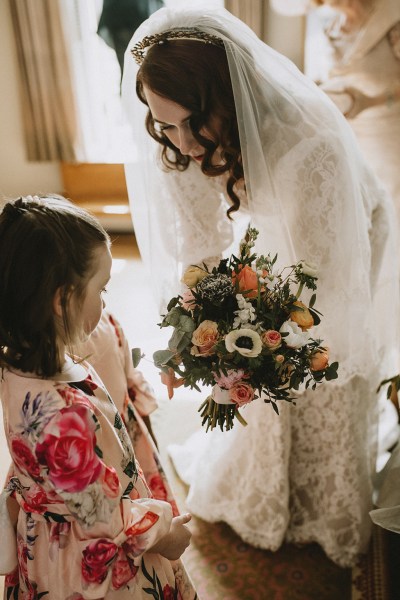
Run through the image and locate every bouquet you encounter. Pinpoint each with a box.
[154,228,338,431]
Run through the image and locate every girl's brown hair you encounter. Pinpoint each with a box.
[0,195,110,377]
[136,39,243,217]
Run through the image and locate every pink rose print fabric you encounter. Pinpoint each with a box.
[0,360,196,599]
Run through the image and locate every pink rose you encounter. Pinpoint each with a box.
[191,320,219,357]
[11,436,42,480]
[163,584,176,600]
[262,330,282,350]
[5,567,19,587]
[102,466,120,498]
[213,369,247,389]
[57,386,92,408]
[148,474,168,501]
[181,289,197,311]
[81,539,118,584]
[36,405,102,493]
[229,382,255,406]
[111,548,138,590]
[21,484,48,514]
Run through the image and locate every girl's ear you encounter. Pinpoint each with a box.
[53,287,63,317]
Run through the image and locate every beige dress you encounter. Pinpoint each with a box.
[306,0,400,220]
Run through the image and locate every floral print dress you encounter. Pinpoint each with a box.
[0,362,196,599]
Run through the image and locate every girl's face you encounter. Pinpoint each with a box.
[143,85,223,165]
[79,243,112,338]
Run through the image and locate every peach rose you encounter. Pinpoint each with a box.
[232,265,259,299]
[290,301,314,331]
[262,330,282,350]
[191,320,219,356]
[310,348,329,371]
[229,382,255,406]
[181,265,208,288]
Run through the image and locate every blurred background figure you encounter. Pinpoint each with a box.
[304,0,400,222]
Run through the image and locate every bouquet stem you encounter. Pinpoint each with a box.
[198,396,248,432]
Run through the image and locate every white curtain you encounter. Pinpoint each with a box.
[59,0,137,163]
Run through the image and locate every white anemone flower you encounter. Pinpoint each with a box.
[225,328,263,357]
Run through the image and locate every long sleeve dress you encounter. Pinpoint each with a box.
[0,361,196,599]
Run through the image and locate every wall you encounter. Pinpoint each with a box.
[0,0,62,201]
[267,4,305,69]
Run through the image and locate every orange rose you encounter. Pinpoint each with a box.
[290,301,314,331]
[310,348,329,372]
[232,265,259,298]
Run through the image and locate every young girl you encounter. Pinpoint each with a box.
[0,195,196,599]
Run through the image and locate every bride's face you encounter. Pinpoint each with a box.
[143,85,223,165]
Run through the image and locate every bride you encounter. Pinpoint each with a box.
[121,6,399,567]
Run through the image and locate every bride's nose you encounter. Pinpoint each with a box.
[178,125,198,155]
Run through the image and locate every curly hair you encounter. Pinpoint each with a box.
[0,195,110,377]
[136,39,244,218]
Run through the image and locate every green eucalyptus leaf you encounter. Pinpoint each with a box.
[179,315,196,333]
[153,349,175,368]
[131,347,142,368]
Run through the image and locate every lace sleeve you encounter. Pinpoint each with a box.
[165,163,234,268]
[272,131,396,383]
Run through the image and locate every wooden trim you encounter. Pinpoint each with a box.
[60,162,132,232]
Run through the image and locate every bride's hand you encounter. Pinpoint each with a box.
[160,367,184,399]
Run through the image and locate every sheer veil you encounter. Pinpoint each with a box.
[121,6,399,391]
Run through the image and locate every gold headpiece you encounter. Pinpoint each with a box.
[131,27,224,65]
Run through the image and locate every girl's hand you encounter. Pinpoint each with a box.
[150,513,192,560]
[342,87,372,119]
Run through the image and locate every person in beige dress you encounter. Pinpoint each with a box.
[305,0,400,219]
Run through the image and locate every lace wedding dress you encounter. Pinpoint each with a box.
[121,6,400,567]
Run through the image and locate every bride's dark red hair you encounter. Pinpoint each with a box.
[136,39,243,217]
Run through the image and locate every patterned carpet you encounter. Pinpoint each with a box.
[183,518,351,600]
